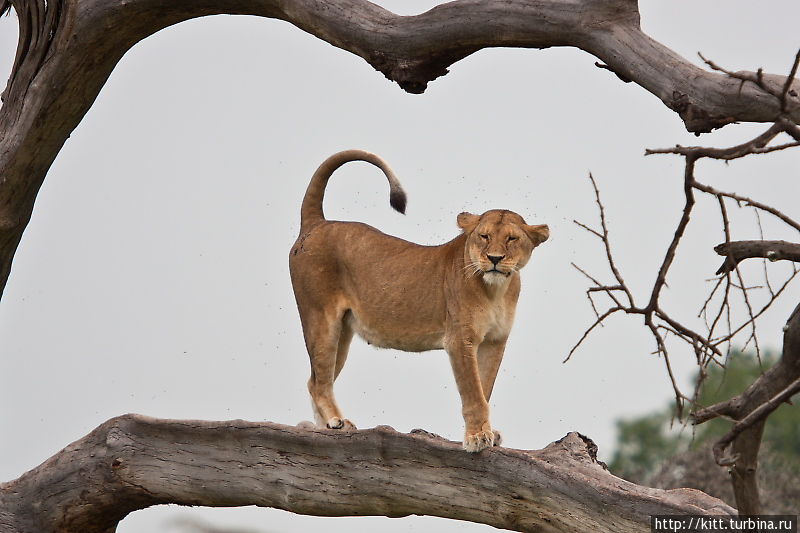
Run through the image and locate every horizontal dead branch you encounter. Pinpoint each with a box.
[0,414,736,533]
[644,123,787,160]
[645,121,800,160]
[714,240,800,275]
[692,398,738,426]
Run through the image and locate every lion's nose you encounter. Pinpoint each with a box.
[487,255,504,265]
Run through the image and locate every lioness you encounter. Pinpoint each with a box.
[289,150,549,452]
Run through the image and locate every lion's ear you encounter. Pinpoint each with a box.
[524,224,549,246]
[457,212,480,232]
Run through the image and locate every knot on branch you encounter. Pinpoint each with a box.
[594,62,632,83]
[410,428,447,441]
[670,91,736,134]
[369,50,473,94]
[543,432,608,469]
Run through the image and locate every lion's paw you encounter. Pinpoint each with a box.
[492,429,502,447]
[463,428,499,453]
[326,417,357,430]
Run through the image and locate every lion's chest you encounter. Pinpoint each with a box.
[480,302,515,342]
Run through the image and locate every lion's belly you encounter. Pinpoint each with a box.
[346,312,444,352]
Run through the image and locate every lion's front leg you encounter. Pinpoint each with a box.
[445,335,500,452]
[477,338,508,402]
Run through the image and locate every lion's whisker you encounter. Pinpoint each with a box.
[463,261,483,278]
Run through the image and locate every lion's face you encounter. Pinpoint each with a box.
[458,210,549,285]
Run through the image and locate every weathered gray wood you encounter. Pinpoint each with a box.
[0,415,735,532]
[1,0,799,299]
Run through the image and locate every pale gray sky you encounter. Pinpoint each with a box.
[1,2,798,532]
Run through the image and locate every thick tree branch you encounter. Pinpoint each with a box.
[0,414,736,533]
[714,240,800,275]
[1,0,800,299]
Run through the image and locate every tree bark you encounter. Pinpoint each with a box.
[0,414,736,533]
[1,0,799,299]
[727,421,765,516]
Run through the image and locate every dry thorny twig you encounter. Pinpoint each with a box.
[566,50,800,450]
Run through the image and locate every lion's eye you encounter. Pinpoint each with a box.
[479,234,489,240]
[508,236,518,242]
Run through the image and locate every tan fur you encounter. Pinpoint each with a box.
[289,150,549,452]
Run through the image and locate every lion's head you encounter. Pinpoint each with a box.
[457,209,549,285]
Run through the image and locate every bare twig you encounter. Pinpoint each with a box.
[646,158,697,312]
[713,266,799,344]
[716,199,762,364]
[702,196,733,370]
[573,219,604,240]
[587,285,624,293]
[692,181,800,235]
[644,123,785,160]
[563,306,623,363]
[753,210,776,296]
[646,314,688,415]
[699,53,781,100]
[780,49,800,114]
[586,173,636,308]
[571,262,604,287]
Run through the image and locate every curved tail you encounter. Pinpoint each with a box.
[300,149,407,232]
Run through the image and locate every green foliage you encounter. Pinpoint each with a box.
[608,411,689,482]
[609,351,799,484]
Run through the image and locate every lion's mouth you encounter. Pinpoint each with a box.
[485,267,511,277]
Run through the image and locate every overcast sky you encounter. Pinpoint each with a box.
[1,1,798,532]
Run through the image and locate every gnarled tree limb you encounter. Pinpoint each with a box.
[0,414,736,533]
[1,0,800,299]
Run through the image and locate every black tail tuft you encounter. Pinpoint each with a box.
[390,189,407,214]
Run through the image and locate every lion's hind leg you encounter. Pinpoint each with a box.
[333,311,355,380]
[305,308,356,430]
